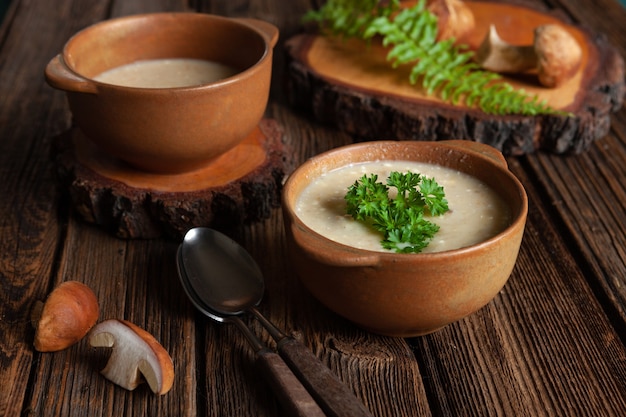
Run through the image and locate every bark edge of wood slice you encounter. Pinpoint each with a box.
[285,1,625,155]
[52,119,294,239]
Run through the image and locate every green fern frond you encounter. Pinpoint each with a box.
[304,0,562,116]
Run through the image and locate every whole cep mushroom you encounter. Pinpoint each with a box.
[427,0,475,42]
[31,281,99,352]
[476,24,582,88]
[89,319,174,395]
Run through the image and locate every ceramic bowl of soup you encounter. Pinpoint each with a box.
[45,13,278,173]
[282,140,528,337]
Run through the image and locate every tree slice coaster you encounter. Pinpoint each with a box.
[53,119,293,239]
[286,1,624,155]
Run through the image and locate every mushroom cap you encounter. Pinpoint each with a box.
[534,24,582,87]
[33,281,99,352]
[428,0,476,41]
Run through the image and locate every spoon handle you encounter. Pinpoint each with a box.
[277,337,375,417]
[255,348,327,417]
[248,308,374,417]
[230,316,326,417]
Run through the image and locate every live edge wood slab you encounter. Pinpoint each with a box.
[286,1,625,155]
[53,119,293,239]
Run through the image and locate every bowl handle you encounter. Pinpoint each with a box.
[45,54,98,94]
[290,222,382,268]
[234,18,279,48]
[443,140,507,168]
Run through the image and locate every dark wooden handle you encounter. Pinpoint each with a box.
[255,348,326,417]
[277,338,374,417]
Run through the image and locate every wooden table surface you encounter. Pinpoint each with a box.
[1,0,625,416]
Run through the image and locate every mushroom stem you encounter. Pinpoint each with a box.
[475,25,537,73]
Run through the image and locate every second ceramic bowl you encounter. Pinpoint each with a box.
[45,13,278,173]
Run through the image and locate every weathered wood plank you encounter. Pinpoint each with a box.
[0,0,113,415]
[520,133,626,322]
[409,156,626,416]
[0,0,197,416]
[516,0,626,330]
[537,0,626,322]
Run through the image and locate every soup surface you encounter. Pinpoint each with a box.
[295,161,511,253]
[94,58,239,88]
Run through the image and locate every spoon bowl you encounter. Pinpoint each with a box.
[179,227,264,316]
[176,246,230,324]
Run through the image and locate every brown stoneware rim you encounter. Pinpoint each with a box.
[283,140,529,260]
[61,12,272,92]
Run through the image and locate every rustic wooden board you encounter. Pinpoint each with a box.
[52,119,294,239]
[285,1,625,155]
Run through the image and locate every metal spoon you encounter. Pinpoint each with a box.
[176,245,324,417]
[178,227,374,417]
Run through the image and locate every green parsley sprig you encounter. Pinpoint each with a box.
[305,0,562,116]
[345,171,449,253]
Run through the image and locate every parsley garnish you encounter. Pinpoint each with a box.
[345,171,449,253]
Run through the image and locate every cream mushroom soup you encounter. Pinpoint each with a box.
[295,160,511,253]
[94,58,239,88]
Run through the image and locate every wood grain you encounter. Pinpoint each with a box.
[0,0,110,415]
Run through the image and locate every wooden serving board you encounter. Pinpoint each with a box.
[53,119,294,239]
[286,1,625,155]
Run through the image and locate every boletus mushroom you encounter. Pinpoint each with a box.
[89,319,174,395]
[31,281,99,352]
[427,0,475,41]
[475,24,582,87]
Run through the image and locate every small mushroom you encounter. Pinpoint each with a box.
[475,24,582,87]
[32,281,99,352]
[89,319,174,395]
[427,0,475,41]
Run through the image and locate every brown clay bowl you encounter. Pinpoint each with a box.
[282,140,528,337]
[45,13,278,173]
